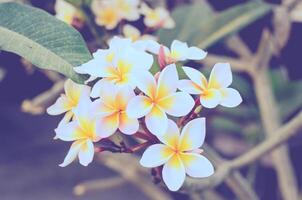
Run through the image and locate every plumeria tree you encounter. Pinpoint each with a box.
[1,0,302,199]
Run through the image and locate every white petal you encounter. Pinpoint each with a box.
[157,119,180,148]
[179,118,206,151]
[200,89,222,109]
[91,99,115,118]
[47,95,70,115]
[170,40,188,61]
[96,113,119,138]
[145,106,168,136]
[115,85,135,110]
[182,66,207,89]
[140,144,173,168]
[57,110,74,127]
[181,153,214,178]
[126,96,153,118]
[162,155,186,191]
[220,88,242,108]
[119,113,139,135]
[64,79,90,102]
[95,80,118,107]
[158,92,194,117]
[156,64,178,99]
[55,121,85,141]
[59,140,84,167]
[78,139,95,166]
[187,47,207,60]
[209,63,232,88]
[178,80,202,95]
[134,70,156,97]
[91,79,108,98]
[74,50,111,77]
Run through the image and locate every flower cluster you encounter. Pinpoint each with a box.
[48,37,242,191]
[91,0,174,30]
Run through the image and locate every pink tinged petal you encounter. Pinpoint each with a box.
[179,118,206,151]
[158,92,195,117]
[96,113,119,138]
[220,88,242,108]
[182,66,207,89]
[200,88,222,108]
[134,70,156,97]
[145,105,168,136]
[209,63,232,89]
[140,144,174,168]
[170,40,188,61]
[187,47,207,60]
[156,64,178,99]
[180,153,214,178]
[119,113,139,135]
[178,80,202,95]
[162,155,186,191]
[78,139,95,166]
[55,121,86,141]
[157,119,180,148]
[126,96,153,118]
[47,95,71,115]
[59,140,84,167]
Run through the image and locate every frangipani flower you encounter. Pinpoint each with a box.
[92,81,139,136]
[147,40,207,68]
[74,37,153,94]
[126,64,194,136]
[123,24,157,42]
[55,0,83,26]
[179,63,242,108]
[115,0,140,21]
[140,3,175,29]
[55,96,101,167]
[91,0,121,30]
[140,118,214,191]
[47,79,90,126]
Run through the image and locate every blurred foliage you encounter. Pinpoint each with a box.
[0,2,90,83]
[158,1,272,49]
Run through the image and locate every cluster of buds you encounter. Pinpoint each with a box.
[47,37,242,191]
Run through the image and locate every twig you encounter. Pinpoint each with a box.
[184,110,302,190]
[73,177,126,196]
[96,152,172,200]
[21,80,64,115]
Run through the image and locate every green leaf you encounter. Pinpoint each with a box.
[158,1,272,49]
[0,2,92,83]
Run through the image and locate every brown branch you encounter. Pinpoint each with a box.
[184,110,302,191]
[96,152,172,200]
[73,177,126,196]
[21,80,64,115]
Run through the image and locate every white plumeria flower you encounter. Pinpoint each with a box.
[91,0,121,30]
[92,80,139,136]
[140,3,175,29]
[55,0,81,25]
[148,40,207,67]
[123,24,157,42]
[126,64,194,136]
[55,96,101,167]
[47,79,90,126]
[115,0,140,21]
[140,118,214,191]
[179,63,242,109]
[74,37,153,95]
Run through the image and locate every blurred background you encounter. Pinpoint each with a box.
[0,0,302,199]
